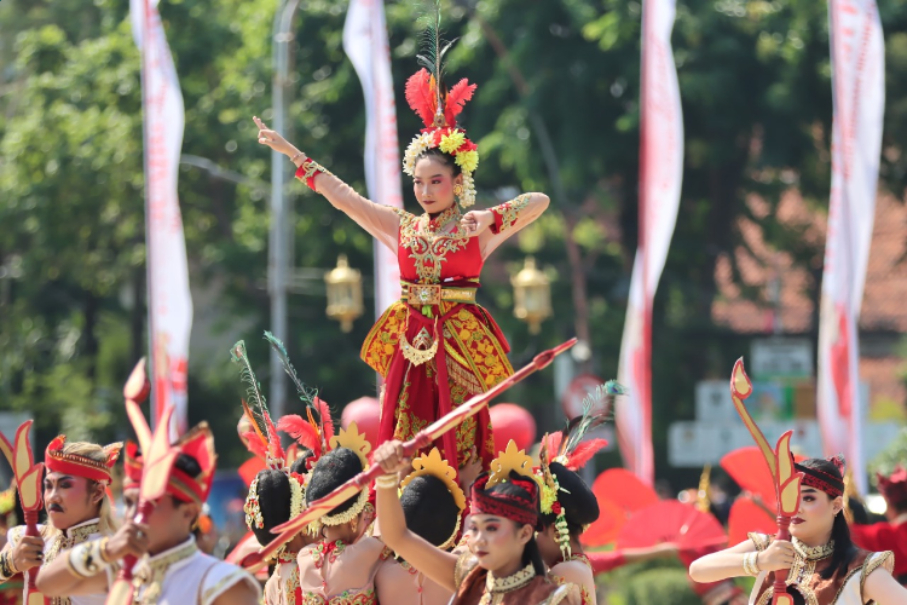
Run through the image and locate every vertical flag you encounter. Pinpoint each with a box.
[343,0,404,316]
[616,0,684,486]
[131,0,193,435]
[818,0,884,493]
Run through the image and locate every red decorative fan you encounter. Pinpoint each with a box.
[238,457,266,488]
[616,500,726,552]
[721,447,807,511]
[591,468,659,515]
[727,495,777,547]
[580,496,627,547]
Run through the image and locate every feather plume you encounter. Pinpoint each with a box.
[313,397,335,442]
[263,331,319,409]
[263,412,285,462]
[231,341,275,446]
[543,432,563,456]
[242,430,269,460]
[263,330,334,454]
[413,0,458,125]
[565,439,609,471]
[277,415,321,454]
[555,380,625,463]
[444,78,476,127]
[406,69,437,127]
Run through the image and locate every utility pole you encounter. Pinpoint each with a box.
[268,0,301,421]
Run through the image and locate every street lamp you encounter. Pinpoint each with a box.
[511,256,551,335]
[324,255,363,333]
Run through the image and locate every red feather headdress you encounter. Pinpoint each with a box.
[402,15,481,208]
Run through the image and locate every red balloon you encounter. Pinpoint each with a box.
[489,403,537,454]
[342,397,381,448]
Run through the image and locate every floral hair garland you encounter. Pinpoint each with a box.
[403,69,479,208]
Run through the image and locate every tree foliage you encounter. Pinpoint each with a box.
[2,0,907,469]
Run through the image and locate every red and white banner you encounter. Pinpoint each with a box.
[818,0,884,493]
[131,0,192,435]
[343,0,403,316]
[616,0,684,486]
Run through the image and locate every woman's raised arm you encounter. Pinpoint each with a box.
[253,116,400,252]
[373,441,459,592]
[470,192,550,258]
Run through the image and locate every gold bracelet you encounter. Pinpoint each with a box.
[6,551,19,576]
[98,537,113,564]
[375,474,399,490]
[753,551,761,573]
[743,552,759,576]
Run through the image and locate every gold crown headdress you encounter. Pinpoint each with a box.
[401,448,466,549]
[313,422,372,529]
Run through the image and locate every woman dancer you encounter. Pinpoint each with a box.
[252,7,549,470]
[294,424,384,604]
[689,457,907,604]
[374,439,580,604]
[374,448,463,605]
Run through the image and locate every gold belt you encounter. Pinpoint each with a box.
[401,284,476,307]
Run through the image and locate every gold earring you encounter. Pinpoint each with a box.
[453,184,463,196]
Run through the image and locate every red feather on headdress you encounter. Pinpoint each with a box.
[444,78,477,128]
[277,415,321,455]
[565,438,609,471]
[543,433,563,455]
[242,431,268,461]
[406,69,438,127]
[313,397,335,442]
[264,413,285,463]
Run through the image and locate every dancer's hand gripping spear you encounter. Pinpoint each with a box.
[729,359,802,605]
[241,337,578,573]
[105,360,179,605]
[0,421,47,605]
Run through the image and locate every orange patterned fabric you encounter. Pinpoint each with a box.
[362,206,514,469]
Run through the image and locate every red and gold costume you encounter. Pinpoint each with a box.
[451,442,580,605]
[748,534,892,605]
[294,49,548,470]
[745,462,894,605]
[850,467,907,585]
[0,436,121,605]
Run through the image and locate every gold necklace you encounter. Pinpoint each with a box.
[792,537,835,560]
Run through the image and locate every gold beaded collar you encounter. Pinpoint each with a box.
[133,537,198,603]
[420,205,461,233]
[485,563,535,594]
[792,537,835,561]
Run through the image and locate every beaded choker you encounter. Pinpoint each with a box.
[792,537,835,561]
[485,563,535,594]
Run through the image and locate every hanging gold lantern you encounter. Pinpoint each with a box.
[511,256,551,335]
[324,254,363,333]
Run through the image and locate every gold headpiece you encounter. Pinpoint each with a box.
[401,448,466,549]
[488,441,542,489]
[329,422,371,469]
[319,422,371,528]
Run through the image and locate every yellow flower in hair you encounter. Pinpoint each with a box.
[440,131,466,154]
[456,150,479,173]
[540,481,558,515]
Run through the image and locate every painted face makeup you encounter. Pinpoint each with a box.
[43,472,102,531]
[467,514,528,574]
[413,157,460,215]
[790,487,840,544]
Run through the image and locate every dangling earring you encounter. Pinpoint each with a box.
[453,184,463,197]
